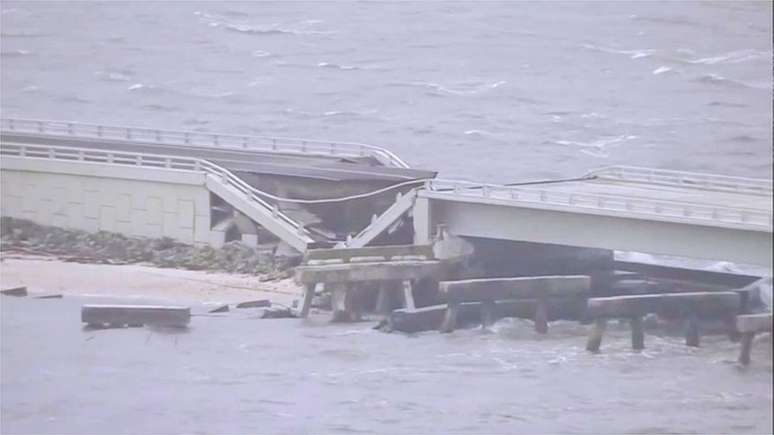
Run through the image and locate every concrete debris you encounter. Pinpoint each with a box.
[1,286,27,297]
[1,217,285,275]
[208,304,230,313]
[82,304,191,328]
[260,307,294,318]
[235,299,271,309]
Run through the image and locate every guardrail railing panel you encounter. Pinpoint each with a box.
[0,142,314,241]
[1,118,409,168]
[588,166,773,195]
[427,179,773,230]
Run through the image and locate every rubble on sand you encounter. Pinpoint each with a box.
[0,217,285,276]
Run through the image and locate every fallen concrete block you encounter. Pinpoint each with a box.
[235,299,271,309]
[261,307,294,319]
[1,286,27,297]
[208,304,230,313]
[82,304,190,328]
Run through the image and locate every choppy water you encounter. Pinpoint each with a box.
[1,1,772,182]
[1,2,773,433]
[1,296,772,434]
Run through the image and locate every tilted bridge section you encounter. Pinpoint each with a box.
[1,118,772,268]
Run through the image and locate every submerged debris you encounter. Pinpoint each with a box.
[0,217,287,275]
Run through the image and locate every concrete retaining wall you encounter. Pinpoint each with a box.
[0,158,214,245]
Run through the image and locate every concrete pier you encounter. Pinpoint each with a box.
[585,292,740,352]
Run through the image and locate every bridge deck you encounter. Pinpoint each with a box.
[426,167,772,232]
[417,167,772,267]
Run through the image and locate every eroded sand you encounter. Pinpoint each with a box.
[0,254,301,306]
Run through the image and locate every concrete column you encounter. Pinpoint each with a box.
[413,196,433,244]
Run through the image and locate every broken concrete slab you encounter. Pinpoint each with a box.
[261,307,294,319]
[587,292,740,319]
[235,299,271,309]
[585,292,741,352]
[81,304,190,328]
[1,286,28,297]
[208,304,230,313]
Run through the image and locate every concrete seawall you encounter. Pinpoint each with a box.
[1,157,214,245]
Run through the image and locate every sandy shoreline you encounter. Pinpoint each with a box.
[0,253,301,306]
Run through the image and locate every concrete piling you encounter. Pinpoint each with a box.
[586,319,607,353]
[736,313,772,365]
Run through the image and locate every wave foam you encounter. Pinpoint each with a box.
[687,49,769,65]
[195,11,335,37]
[695,74,771,90]
[398,80,507,96]
[555,134,637,158]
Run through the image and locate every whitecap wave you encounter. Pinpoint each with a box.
[96,70,132,82]
[0,49,31,57]
[317,62,360,71]
[398,80,507,96]
[695,74,771,90]
[555,134,637,158]
[652,66,673,75]
[127,83,158,92]
[195,11,335,36]
[581,43,657,60]
[463,129,502,139]
[251,50,272,58]
[687,49,769,65]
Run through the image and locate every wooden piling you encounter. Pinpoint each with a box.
[586,318,607,352]
[298,283,316,318]
[439,303,459,333]
[401,280,416,311]
[375,282,393,315]
[534,298,549,334]
[480,300,496,329]
[685,313,700,347]
[738,333,755,365]
[630,316,645,350]
[736,313,772,365]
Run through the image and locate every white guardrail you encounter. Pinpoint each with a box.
[0,118,410,169]
[427,177,773,230]
[0,142,314,242]
[588,166,773,196]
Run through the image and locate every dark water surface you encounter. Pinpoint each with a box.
[1,2,772,182]
[1,296,771,434]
